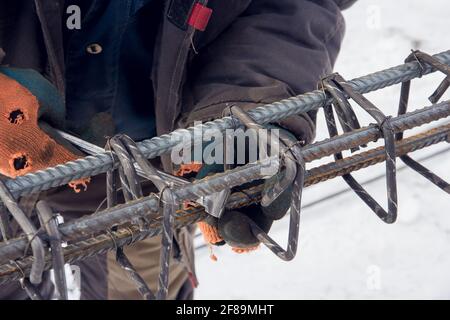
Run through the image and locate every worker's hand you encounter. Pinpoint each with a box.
[195,124,309,252]
[275,113,315,146]
[0,68,86,188]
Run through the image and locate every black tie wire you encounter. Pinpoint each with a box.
[229,106,305,261]
[106,134,178,300]
[0,184,68,299]
[396,50,450,193]
[320,73,398,224]
[0,180,45,286]
[35,201,68,300]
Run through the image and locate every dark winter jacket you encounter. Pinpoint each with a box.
[0,0,355,283]
[0,0,354,136]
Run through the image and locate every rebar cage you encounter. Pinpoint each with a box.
[0,49,449,300]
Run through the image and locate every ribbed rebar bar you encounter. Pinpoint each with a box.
[4,50,450,199]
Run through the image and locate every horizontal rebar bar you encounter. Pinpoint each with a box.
[4,50,450,199]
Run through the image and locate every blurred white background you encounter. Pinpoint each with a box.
[195,0,450,299]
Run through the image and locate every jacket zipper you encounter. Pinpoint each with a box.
[34,0,66,96]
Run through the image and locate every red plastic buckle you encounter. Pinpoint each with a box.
[188,3,212,31]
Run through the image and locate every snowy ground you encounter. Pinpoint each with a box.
[195,0,450,299]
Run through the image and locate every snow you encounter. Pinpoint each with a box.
[195,0,450,299]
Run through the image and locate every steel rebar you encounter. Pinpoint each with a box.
[0,121,448,283]
[3,50,450,200]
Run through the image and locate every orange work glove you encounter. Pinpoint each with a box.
[0,67,88,191]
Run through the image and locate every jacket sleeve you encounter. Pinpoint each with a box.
[180,0,347,143]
